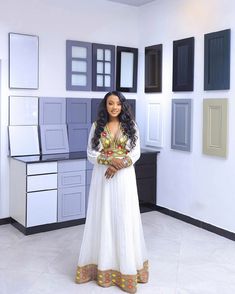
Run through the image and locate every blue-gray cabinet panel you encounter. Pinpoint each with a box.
[91,98,102,123]
[68,124,91,152]
[86,159,93,170]
[58,170,86,188]
[86,169,93,186]
[66,98,91,124]
[39,98,66,124]
[171,99,192,151]
[58,186,85,222]
[92,43,115,91]
[40,124,69,154]
[204,29,230,90]
[58,159,86,173]
[85,185,90,214]
[66,40,92,91]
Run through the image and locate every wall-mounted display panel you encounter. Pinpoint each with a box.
[92,43,115,91]
[40,125,69,154]
[145,100,163,147]
[9,96,38,125]
[145,44,162,93]
[203,98,228,157]
[116,46,138,92]
[171,99,192,151]
[9,33,39,89]
[68,125,90,152]
[9,126,40,156]
[39,98,66,125]
[66,40,92,91]
[173,37,194,91]
[66,98,91,124]
[204,29,230,90]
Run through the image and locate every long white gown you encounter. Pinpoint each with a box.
[75,122,148,294]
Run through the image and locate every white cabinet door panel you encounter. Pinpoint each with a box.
[27,190,57,227]
[27,162,57,175]
[27,174,57,192]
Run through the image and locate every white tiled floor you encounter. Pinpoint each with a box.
[1,211,235,294]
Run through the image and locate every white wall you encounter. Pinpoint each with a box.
[0,0,139,218]
[138,0,235,233]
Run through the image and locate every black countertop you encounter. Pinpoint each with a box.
[11,149,160,163]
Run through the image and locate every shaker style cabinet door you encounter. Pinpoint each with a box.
[39,97,66,125]
[171,99,192,151]
[203,98,228,157]
[173,37,194,91]
[145,44,162,93]
[66,40,92,91]
[67,98,91,152]
[92,43,115,91]
[204,29,230,90]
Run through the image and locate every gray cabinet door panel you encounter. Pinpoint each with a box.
[58,186,85,222]
[86,159,93,170]
[58,159,86,173]
[171,99,192,151]
[91,98,102,123]
[39,98,66,124]
[68,124,91,152]
[66,98,91,124]
[58,170,85,188]
[40,125,69,154]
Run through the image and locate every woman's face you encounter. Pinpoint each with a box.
[106,95,122,119]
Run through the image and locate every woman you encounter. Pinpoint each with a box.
[75,91,148,293]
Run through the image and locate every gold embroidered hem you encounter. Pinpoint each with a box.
[75,260,149,293]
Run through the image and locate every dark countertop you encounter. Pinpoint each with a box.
[11,149,160,163]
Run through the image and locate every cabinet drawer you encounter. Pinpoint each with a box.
[27,190,57,227]
[58,186,85,222]
[27,162,57,175]
[58,159,86,172]
[58,171,85,188]
[27,174,57,192]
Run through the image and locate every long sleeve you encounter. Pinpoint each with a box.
[87,122,112,166]
[125,123,141,166]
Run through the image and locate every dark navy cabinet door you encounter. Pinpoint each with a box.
[91,98,102,123]
[204,29,230,90]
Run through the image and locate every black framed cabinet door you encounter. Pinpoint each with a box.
[145,44,162,93]
[173,37,194,91]
[204,29,230,90]
[92,43,115,91]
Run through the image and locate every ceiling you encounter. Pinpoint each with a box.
[106,0,156,7]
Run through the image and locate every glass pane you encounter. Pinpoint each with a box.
[97,49,104,60]
[105,49,111,61]
[105,62,111,74]
[97,62,103,74]
[120,52,134,88]
[72,60,87,72]
[97,75,103,87]
[72,74,87,86]
[105,75,111,87]
[72,46,87,58]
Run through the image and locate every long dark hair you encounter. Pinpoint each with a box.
[92,91,137,151]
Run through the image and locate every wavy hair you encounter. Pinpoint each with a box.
[92,91,137,151]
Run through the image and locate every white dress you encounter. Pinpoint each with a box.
[75,122,148,294]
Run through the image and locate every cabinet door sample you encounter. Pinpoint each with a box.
[145,44,162,93]
[9,33,39,89]
[204,29,230,90]
[66,40,92,91]
[40,125,69,154]
[145,100,163,147]
[127,99,136,119]
[92,43,115,91]
[203,99,228,157]
[27,190,57,227]
[68,124,91,152]
[171,99,192,151]
[66,98,91,124]
[39,98,66,125]
[116,46,138,93]
[91,98,102,123]
[9,96,38,125]
[58,186,86,222]
[9,126,40,156]
[173,37,194,91]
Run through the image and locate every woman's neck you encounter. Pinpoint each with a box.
[108,117,120,123]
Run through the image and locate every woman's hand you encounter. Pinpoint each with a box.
[105,165,118,179]
[110,158,126,170]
